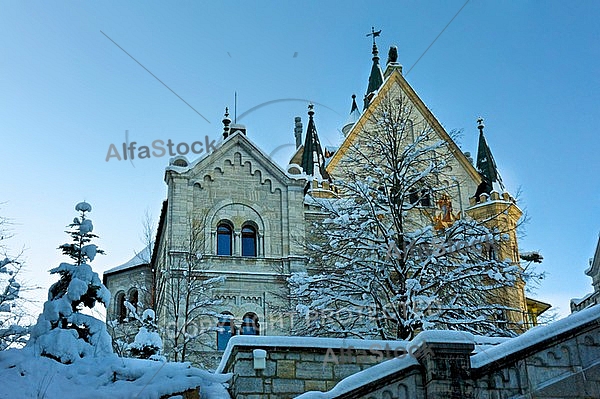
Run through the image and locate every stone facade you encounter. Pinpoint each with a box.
[104,47,544,369]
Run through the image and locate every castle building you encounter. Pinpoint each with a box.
[103,35,548,367]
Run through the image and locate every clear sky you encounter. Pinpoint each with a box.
[1,1,599,319]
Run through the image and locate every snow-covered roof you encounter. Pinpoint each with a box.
[471,304,600,369]
[103,245,151,275]
[570,291,594,307]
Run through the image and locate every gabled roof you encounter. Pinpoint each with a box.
[165,131,306,189]
[326,67,481,184]
[104,244,151,276]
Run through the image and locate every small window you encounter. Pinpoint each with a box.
[116,292,126,322]
[217,224,232,256]
[409,188,432,207]
[241,226,257,257]
[240,312,260,335]
[407,119,414,141]
[217,311,236,351]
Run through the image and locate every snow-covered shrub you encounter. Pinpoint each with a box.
[28,202,113,363]
[127,309,165,361]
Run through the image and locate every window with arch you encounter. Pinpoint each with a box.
[216,311,236,351]
[217,222,233,256]
[241,225,257,257]
[240,312,260,335]
[115,292,127,322]
[128,289,139,313]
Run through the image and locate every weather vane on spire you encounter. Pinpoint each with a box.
[366,26,382,46]
[477,117,485,133]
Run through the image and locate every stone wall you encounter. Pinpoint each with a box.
[218,306,600,398]
[218,336,408,398]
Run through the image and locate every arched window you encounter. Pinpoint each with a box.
[241,225,257,257]
[216,311,236,351]
[217,223,233,256]
[129,289,139,312]
[240,312,260,335]
[116,292,126,322]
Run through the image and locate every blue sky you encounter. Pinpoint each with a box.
[1,1,599,319]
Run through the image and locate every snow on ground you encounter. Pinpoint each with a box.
[0,347,231,399]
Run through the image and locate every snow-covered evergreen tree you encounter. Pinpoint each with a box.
[58,201,105,265]
[0,257,28,350]
[127,308,165,361]
[28,201,113,363]
[290,93,537,340]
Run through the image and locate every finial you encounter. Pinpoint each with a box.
[350,94,358,113]
[308,103,315,118]
[477,117,485,134]
[222,107,232,139]
[366,27,382,58]
[366,26,382,46]
[387,46,398,65]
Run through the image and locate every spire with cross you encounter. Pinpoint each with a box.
[366,26,382,46]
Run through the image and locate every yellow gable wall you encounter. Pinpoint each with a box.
[327,68,482,218]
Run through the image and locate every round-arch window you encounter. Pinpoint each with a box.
[241,226,257,257]
[116,292,126,322]
[241,312,260,335]
[217,224,232,256]
[216,311,236,351]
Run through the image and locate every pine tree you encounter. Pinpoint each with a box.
[28,202,113,363]
[58,201,105,265]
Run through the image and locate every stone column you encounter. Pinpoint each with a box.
[412,331,475,399]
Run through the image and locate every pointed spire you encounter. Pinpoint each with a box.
[350,94,359,113]
[300,104,329,180]
[222,107,232,139]
[342,94,361,136]
[475,118,505,195]
[364,27,385,110]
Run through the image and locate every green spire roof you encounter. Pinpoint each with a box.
[364,28,384,110]
[476,118,504,194]
[300,105,329,180]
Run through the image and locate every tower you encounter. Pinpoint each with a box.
[467,119,528,331]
